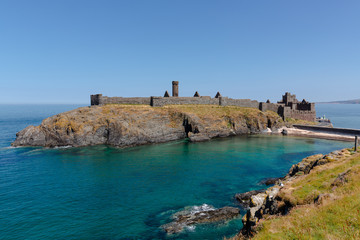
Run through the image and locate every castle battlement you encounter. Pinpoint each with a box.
[91,82,316,122]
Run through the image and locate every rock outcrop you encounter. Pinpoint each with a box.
[258,177,283,186]
[12,105,284,148]
[161,204,240,234]
[235,189,266,208]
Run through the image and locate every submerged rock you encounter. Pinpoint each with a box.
[161,204,240,234]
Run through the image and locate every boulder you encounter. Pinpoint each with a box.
[258,177,282,186]
[287,154,324,176]
[331,169,351,188]
[188,133,211,142]
[235,189,266,208]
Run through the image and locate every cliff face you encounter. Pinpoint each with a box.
[12,105,284,148]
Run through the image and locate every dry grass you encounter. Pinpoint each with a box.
[285,117,317,126]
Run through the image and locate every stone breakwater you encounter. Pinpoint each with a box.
[282,127,356,142]
[234,148,353,239]
[11,105,284,148]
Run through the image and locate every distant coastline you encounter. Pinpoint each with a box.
[317,99,360,104]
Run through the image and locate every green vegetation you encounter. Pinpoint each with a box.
[234,149,360,240]
[285,117,317,126]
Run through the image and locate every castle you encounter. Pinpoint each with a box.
[91,81,316,122]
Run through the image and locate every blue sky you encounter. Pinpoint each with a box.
[1,0,359,104]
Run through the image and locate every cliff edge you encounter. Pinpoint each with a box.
[12,105,284,148]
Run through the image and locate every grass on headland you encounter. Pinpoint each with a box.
[285,117,317,126]
[234,149,360,240]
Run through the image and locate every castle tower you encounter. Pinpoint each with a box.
[172,81,179,97]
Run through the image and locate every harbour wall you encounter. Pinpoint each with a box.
[293,125,360,136]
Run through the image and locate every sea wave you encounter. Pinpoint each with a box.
[2,146,17,149]
[172,203,215,219]
[54,145,73,149]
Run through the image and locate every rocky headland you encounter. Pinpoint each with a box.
[12,104,284,148]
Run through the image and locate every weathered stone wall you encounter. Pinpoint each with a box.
[282,106,316,122]
[289,110,316,122]
[259,102,279,113]
[151,96,219,107]
[90,95,150,105]
[151,96,263,108]
[219,98,260,108]
[102,97,150,105]
[296,102,315,111]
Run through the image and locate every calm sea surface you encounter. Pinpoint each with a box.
[316,103,360,129]
[0,104,357,240]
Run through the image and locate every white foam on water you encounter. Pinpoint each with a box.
[171,203,216,220]
[54,145,72,149]
[185,225,196,232]
[190,203,215,215]
[2,146,17,149]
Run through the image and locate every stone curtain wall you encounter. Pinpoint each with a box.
[151,97,261,108]
[219,98,260,108]
[150,96,219,107]
[91,95,150,105]
[101,97,150,105]
[282,106,316,122]
[288,110,316,122]
[259,102,280,113]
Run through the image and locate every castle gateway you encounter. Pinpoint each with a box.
[91,82,316,122]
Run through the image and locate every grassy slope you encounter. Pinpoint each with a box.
[251,148,360,240]
[52,104,281,131]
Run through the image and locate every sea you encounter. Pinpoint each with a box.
[0,104,358,240]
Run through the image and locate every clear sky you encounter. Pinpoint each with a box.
[1,0,359,104]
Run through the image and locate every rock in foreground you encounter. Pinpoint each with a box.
[161,204,240,234]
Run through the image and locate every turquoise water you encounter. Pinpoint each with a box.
[0,105,354,240]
